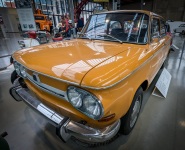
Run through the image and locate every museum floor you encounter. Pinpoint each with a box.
[0,34,185,150]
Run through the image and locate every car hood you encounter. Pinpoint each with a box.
[13,39,132,85]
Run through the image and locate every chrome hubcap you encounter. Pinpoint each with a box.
[130,95,141,128]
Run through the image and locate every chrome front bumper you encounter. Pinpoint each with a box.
[10,78,120,143]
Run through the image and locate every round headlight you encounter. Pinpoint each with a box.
[14,62,20,75]
[83,95,101,117]
[68,87,82,108]
[20,65,27,78]
[67,86,103,120]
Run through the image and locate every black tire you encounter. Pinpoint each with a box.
[11,70,18,84]
[119,87,143,135]
[182,30,185,35]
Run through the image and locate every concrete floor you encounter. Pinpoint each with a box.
[0,34,185,150]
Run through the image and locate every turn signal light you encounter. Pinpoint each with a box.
[98,113,115,122]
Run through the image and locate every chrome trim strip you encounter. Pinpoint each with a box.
[13,41,170,90]
[26,73,68,101]
[13,86,64,126]
[37,103,63,124]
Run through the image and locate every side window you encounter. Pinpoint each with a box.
[151,18,160,38]
[179,24,185,27]
[160,19,166,36]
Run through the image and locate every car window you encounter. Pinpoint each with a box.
[179,24,185,27]
[137,14,149,43]
[160,19,166,36]
[151,18,160,38]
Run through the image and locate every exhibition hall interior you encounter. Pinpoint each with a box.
[1,0,185,149]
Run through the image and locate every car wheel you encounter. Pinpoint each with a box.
[182,30,185,35]
[119,87,143,135]
[11,70,18,84]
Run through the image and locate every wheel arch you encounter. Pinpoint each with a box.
[140,80,149,91]
[120,79,148,118]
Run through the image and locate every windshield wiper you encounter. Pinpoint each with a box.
[77,32,92,40]
[96,34,123,44]
[78,33,123,43]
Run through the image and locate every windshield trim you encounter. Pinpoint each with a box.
[77,37,148,45]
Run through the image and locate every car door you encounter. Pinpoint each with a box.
[148,17,164,82]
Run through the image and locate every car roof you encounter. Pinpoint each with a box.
[96,10,163,18]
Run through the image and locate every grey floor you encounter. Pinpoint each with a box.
[0,34,185,150]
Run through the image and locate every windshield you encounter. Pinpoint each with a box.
[80,12,149,44]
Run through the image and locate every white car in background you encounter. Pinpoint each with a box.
[174,24,185,34]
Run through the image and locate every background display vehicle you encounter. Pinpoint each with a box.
[174,24,185,35]
[9,10,171,144]
[34,9,53,32]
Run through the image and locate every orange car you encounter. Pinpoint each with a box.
[10,10,171,144]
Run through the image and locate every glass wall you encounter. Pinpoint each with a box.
[34,0,68,27]
[0,0,16,7]
[0,0,104,27]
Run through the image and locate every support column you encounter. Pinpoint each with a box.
[112,0,115,10]
[68,0,76,37]
[141,0,144,10]
[182,1,185,21]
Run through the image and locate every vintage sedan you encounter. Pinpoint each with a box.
[174,23,185,35]
[10,10,171,144]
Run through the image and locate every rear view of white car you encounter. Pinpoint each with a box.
[174,24,185,34]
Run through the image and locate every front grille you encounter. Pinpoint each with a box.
[25,70,68,101]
